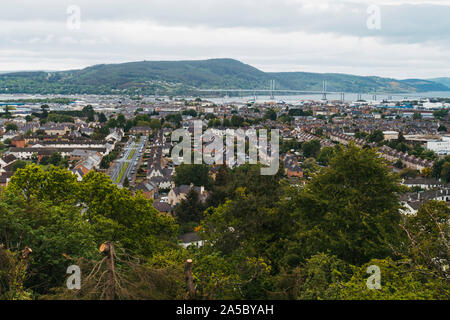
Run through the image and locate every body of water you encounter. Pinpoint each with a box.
[207,91,450,104]
[1,91,450,105]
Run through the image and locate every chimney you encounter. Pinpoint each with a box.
[200,186,205,194]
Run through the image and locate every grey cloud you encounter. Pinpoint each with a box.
[1,1,449,44]
[0,0,448,78]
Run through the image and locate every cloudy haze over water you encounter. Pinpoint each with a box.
[0,0,449,78]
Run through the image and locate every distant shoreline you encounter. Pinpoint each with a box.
[1,92,450,104]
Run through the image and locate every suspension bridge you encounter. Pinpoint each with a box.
[194,80,417,101]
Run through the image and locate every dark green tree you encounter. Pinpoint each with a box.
[49,152,63,166]
[264,109,277,121]
[231,115,244,127]
[123,176,130,187]
[98,112,107,123]
[440,162,450,183]
[317,146,335,166]
[288,143,404,265]
[175,188,205,224]
[174,164,213,190]
[12,160,27,172]
[368,130,384,143]
[302,140,321,158]
[5,123,18,132]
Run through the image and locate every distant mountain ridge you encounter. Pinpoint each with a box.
[0,58,448,95]
[429,77,450,89]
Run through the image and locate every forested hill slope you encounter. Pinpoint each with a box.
[0,58,447,95]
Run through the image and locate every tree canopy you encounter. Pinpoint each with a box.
[0,143,448,300]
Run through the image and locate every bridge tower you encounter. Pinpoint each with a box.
[322,80,327,100]
[269,80,275,100]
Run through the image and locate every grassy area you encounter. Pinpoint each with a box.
[115,162,129,184]
[127,149,136,160]
[21,160,51,171]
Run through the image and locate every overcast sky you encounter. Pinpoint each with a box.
[0,0,449,79]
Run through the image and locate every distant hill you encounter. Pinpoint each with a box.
[429,77,450,89]
[270,73,448,94]
[0,58,448,95]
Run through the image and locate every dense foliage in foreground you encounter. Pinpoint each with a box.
[0,144,448,300]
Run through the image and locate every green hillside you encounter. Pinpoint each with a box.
[429,77,450,89]
[0,58,447,95]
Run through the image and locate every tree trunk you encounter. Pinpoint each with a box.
[100,242,116,300]
[185,259,196,299]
